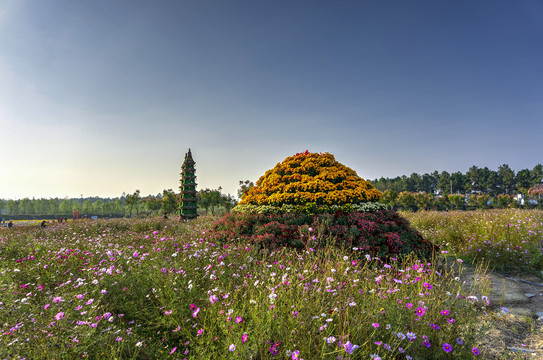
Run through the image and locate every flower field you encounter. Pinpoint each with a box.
[403,209,543,274]
[0,214,510,359]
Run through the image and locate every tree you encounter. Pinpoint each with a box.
[125,190,141,218]
[498,164,515,194]
[93,200,104,216]
[531,164,543,187]
[516,169,532,191]
[48,198,60,215]
[6,200,18,215]
[20,198,34,215]
[220,193,237,212]
[83,199,93,216]
[380,190,398,209]
[161,189,178,215]
[414,192,434,210]
[466,166,482,193]
[447,194,465,210]
[179,149,198,219]
[238,180,254,200]
[396,191,416,211]
[483,169,499,195]
[450,172,465,194]
[437,171,451,195]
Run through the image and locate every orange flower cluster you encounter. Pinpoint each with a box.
[239,152,382,206]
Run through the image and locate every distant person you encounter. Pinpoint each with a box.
[8,220,13,228]
[41,220,46,228]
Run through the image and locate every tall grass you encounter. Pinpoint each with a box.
[1,217,489,359]
[403,209,543,273]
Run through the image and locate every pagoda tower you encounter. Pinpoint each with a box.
[179,149,198,219]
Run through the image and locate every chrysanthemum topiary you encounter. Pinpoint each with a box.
[213,151,435,260]
[238,151,381,207]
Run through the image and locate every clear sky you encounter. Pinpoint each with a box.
[1,0,542,200]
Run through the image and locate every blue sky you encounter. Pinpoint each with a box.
[1,0,542,199]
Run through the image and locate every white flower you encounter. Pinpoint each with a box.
[136,342,142,347]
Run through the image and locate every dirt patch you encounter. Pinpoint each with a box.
[459,262,543,359]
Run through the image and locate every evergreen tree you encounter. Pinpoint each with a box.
[179,149,198,219]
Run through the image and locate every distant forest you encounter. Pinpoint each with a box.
[2,164,542,218]
[0,188,236,219]
[370,164,542,196]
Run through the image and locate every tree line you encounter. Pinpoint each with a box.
[0,188,237,218]
[370,164,542,196]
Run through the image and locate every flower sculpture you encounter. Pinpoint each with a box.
[214,151,435,259]
[239,151,381,206]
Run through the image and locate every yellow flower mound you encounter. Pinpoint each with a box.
[240,151,382,206]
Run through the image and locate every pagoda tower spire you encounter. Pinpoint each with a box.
[179,149,198,220]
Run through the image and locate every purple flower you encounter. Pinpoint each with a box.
[442,343,452,353]
[456,337,463,345]
[472,347,480,355]
[343,341,359,354]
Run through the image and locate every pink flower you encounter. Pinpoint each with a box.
[235,316,242,323]
[197,328,204,336]
[242,333,248,343]
[44,304,50,310]
[170,347,177,354]
[192,308,200,318]
[55,312,65,320]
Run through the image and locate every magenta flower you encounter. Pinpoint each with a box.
[415,307,426,317]
[192,308,200,318]
[242,333,248,343]
[292,350,300,359]
[372,323,379,328]
[472,347,480,355]
[170,347,177,354]
[440,310,450,316]
[235,316,242,323]
[44,304,50,310]
[209,294,218,304]
[55,312,65,320]
[442,343,452,353]
[197,328,204,336]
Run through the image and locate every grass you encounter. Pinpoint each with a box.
[403,209,543,275]
[1,210,540,359]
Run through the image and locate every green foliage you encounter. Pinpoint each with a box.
[231,202,387,215]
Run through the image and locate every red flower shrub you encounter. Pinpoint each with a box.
[211,210,435,259]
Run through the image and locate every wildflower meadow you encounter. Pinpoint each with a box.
[0,214,497,359]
